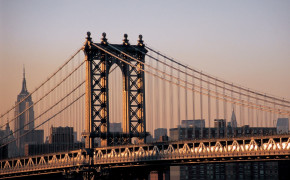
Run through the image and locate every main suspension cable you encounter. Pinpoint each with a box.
[0,61,85,130]
[146,46,290,105]
[92,43,290,116]
[106,43,290,115]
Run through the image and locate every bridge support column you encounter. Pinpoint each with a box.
[82,32,147,147]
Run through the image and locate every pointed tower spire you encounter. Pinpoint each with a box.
[23,64,25,78]
[6,118,10,132]
[21,65,28,94]
[231,108,237,128]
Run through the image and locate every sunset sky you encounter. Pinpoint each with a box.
[1,0,290,114]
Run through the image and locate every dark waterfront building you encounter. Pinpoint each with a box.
[169,119,280,180]
[214,119,226,129]
[25,126,83,156]
[154,128,167,141]
[170,118,276,141]
[181,119,205,128]
[169,161,288,180]
[49,126,74,144]
[169,125,276,141]
[14,68,43,156]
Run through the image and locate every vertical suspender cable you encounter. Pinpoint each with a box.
[192,71,195,121]
[248,89,250,127]
[223,83,227,137]
[152,56,157,136]
[264,94,267,128]
[156,54,160,130]
[231,83,234,112]
[207,77,211,138]
[162,57,166,131]
[170,60,174,130]
[216,80,219,119]
[239,89,242,127]
[256,95,261,127]
[177,65,181,127]
[273,100,276,127]
[149,55,154,137]
[185,68,188,121]
[200,72,203,138]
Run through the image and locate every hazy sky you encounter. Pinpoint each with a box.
[1,0,290,114]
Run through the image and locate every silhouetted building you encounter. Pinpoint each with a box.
[154,128,167,141]
[170,125,276,141]
[146,134,154,143]
[110,123,122,133]
[181,119,205,128]
[173,161,283,180]
[214,119,226,128]
[231,109,237,128]
[49,126,74,144]
[0,121,17,158]
[0,143,8,160]
[276,118,289,134]
[25,126,83,156]
[14,68,43,155]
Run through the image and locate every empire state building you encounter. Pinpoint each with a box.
[14,67,43,155]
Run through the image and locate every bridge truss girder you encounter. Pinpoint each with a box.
[1,135,290,179]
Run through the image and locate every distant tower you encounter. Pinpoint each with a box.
[231,109,237,128]
[4,120,17,157]
[14,66,35,153]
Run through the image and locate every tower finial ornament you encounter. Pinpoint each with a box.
[23,64,25,79]
[84,31,92,49]
[137,34,144,47]
[123,34,130,46]
[101,32,108,45]
[86,32,92,41]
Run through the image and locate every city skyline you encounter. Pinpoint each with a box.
[1,0,290,114]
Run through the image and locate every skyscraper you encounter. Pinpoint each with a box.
[14,67,43,155]
[154,128,167,141]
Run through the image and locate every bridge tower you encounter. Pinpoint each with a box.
[82,32,147,148]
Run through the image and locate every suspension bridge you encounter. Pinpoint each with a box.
[0,32,289,179]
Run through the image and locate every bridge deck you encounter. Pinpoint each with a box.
[0,135,290,179]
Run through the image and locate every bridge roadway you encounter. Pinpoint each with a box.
[1,134,290,179]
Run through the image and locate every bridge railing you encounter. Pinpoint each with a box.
[0,150,89,175]
[92,135,290,164]
[0,135,289,176]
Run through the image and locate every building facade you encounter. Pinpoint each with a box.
[25,126,83,156]
[276,118,289,134]
[154,128,167,141]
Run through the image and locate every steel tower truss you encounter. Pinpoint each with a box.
[83,32,147,148]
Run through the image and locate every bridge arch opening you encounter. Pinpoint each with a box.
[108,64,124,144]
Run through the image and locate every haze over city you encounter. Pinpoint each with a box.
[1,0,290,113]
